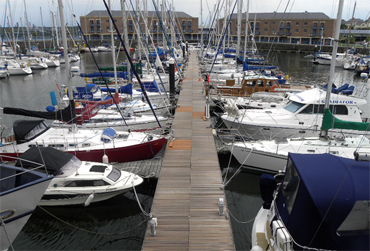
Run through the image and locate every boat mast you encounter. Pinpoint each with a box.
[200,0,203,47]
[40,7,46,50]
[236,0,242,68]
[23,0,32,54]
[243,0,249,62]
[346,1,356,53]
[58,0,72,101]
[6,0,17,58]
[108,0,118,89]
[120,0,131,83]
[321,0,344,138]
[53,1,60,49]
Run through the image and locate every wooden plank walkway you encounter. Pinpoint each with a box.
[141,53,235,250]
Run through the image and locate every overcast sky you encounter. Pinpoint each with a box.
[2,0,369,27]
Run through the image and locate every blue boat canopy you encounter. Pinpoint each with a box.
[276,153,369,250]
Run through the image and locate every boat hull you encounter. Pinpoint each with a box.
[1,137,167,163]
[0,165,52,250]
[228,144,287,172]
[39,187,134,206]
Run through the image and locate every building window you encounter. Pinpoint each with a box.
[90,19,94,25]
[295,29,298,33]
[264,28,268,32]
[296,22,299,25]
[272,21,275,25]
[106,20,109,23]
[265,21,268,25]
[128,20,133,32]
[304,29,307,33]
[304,22,308,26]
[188,20,192,27]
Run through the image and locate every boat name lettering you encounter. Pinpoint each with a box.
[295,95,305,102]
[320,100,354,104]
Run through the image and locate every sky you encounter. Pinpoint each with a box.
[1,0,369,27]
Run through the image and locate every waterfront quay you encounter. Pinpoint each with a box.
[141,53,235,250]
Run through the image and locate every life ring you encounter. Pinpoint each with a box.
[271,84,279,92]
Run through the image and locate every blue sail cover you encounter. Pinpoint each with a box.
[100,83,133,95]
[136,81,162,93]
[80,72,128,79]
[243,62,277,71]
[276,153,370,250]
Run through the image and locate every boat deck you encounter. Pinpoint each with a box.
[141,53,235,250]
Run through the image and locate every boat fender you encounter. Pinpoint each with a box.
[84,193,95,207]
[260,174,277,209]
[102,154,109,163]
[250,246,263,251]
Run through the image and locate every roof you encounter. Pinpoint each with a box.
[228,12,332,20]
[288,87,367,106]
[279,153,370,249]
[289,153,370,216]
[84,10,193,19]
[16,147,74,175]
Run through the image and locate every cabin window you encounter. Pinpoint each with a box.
[284,101,305,113]
[48,144,64,148]
[24,122,48,140]
[328,105,348,115]
[28,144,44,148]
[65,180,109,187]
[82,143,91,147]
[282,158,300,214]
[107,167,121,182]
[337,200,370,236]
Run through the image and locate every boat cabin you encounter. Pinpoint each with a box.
[273,153,369,250]
[209,75,289,97]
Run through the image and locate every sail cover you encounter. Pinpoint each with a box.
[3,103,76,123]
[15,147,73,175]
[321,109,370,131]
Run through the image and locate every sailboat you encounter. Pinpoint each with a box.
[251,152,370,251]
[225,0,370,173]
[1,153,53,250]
[0,0,168,163]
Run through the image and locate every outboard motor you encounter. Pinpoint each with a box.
[259,174,277,209]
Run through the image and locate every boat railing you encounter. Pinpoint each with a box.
[0,154,50,179]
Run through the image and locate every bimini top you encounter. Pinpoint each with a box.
[276,153,369,250]
[288,87,367,106]
[16,147,74,175]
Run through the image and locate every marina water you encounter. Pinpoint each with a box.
[0,51,364,250]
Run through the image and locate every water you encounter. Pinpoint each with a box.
[1,52,364,250]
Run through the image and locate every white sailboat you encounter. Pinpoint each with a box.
[225,0,370,174]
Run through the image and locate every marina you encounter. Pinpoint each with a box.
[1,49,368,250]
[1,0,370,250]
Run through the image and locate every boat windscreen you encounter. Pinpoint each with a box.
[284,101,305,113]
[107,167,122,182]
[58,156,82,177]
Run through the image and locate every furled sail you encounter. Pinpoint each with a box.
[321,109,370,131]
